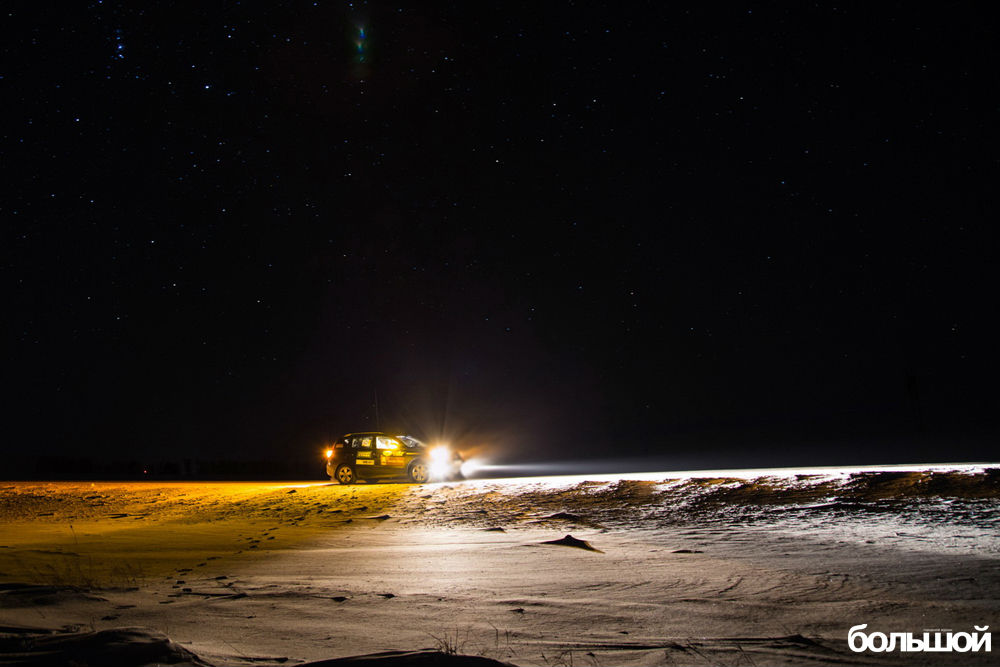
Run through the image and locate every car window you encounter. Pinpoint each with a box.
[398,436,423,449]
[356,436,372,449]
[376,436,400,450]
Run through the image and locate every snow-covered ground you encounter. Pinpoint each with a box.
[452,463,1000,556]
[1,464,997,665]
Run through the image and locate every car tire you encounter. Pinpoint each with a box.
[335,464,356,485]
[408,461,430,484]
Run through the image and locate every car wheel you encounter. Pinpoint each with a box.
[408,461,430,484]
[335,464,356,485]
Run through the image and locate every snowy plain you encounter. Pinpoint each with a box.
[1,464,997,665]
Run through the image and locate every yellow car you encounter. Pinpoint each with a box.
[325,432,464,484]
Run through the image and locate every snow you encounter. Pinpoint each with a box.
[1,465,997,665]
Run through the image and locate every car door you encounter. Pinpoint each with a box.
[375,436,406,477]
[353,435,376,474]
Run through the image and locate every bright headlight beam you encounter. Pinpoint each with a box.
[456,461,992,486]
[429,460,452,479]
[428,446,450,463]
[460,458,483,477]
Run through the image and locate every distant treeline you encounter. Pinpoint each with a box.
[3,455,325,480]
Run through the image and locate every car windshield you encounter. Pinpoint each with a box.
[397,436,425,449]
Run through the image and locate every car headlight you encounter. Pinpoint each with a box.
[428,446,451,463]
[325,449,333,459]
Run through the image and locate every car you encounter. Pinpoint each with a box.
[325,432,464,484]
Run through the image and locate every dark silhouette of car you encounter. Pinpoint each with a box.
[325,432,463,484]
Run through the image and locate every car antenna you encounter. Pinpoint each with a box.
[374,389,380,431]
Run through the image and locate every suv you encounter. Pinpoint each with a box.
[325,432,464,484]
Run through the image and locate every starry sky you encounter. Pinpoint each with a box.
[4,2,997,473]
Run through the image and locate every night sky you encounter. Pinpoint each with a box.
[5,2,997,474]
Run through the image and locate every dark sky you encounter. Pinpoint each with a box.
[4,2,997,471]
